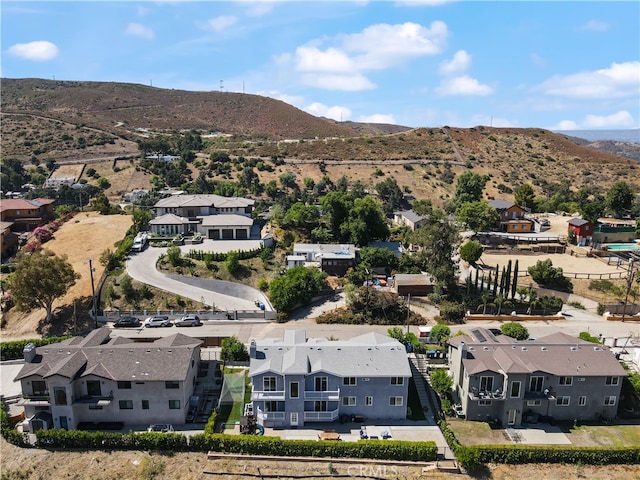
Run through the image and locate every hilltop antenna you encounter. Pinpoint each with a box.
[220,80,224,92]
[243,81,245,94]
[150,79,153,87]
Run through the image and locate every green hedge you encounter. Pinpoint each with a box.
[1,336,73,361]
[0,402,29,447]
[189,433,437,461]
[186,248,263,262]
[475,444,640,465]
[35,430,189,451]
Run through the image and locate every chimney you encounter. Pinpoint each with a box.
[23,343,37,363]
[249,340,257,359]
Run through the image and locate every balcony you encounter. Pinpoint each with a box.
[18,394,51,407]
[303,409,340,422]
[303,390,340,401]
[256,410,286,421]
[72,392,114,406]
[252,390,286,401]
[468,388,505,401]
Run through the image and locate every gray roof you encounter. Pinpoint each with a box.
[489,199,516,210]
[155,194,254,209]
[394,274,435,286]
[200,214,254,227]
[15,328,201,383]
[451,328,625,377]
[149,213,191,225]
[567,218,590,227]
[394,210,429,224]
[249,330,411,378]
[292,243,356,258]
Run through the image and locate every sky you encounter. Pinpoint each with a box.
[2,1,639,130]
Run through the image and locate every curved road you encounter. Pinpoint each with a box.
[126,246,271,312]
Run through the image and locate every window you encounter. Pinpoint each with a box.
[315,376,328,392]
[343,377,356,386]
[314,401,327,412]
[391,377,404,386]
[558,376,573,386]
[119,400,133,410]
[342,397,356,406]
[365,396,373,407]
[142,400,149,410]
[289,382,299,398]
[510,381,521,398]
[168,400,180,409]
[389,396,403,406]
[478,400,492,406]
[578,396,586,406]
[88,405,103,410]
[53,387,67,406]
[32,380,47,396]
[263,377,277,391]
[479,376,494,392]
[265,401,279,412]
[117,381,132,389]
[526,400,541,407]
[556,396,570,406]
[165,381,179,389]
[86,380,101,396]
[605,376,619,386]
[529,376,544,392]
[604,396,616,406]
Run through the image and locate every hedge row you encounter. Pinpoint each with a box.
[0,403,29,447]
[475,444,640,465]
[186,248,263,262]
[1,336,73,361]
[189,433,438,461]
[35,430,190,451]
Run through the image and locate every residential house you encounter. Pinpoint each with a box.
[1,221,18,258]
[288,243,357,276]
[448,328,625,427]
[0,198,55,232]
[150,194,255,240]
[393,210,429,231]
[592,218,638,245]
[393,274,435,296]
[122,189,150,204]
[567,218,593,245]
[249,330,411,428]
[489,199,533,233]
[14,328,201,432]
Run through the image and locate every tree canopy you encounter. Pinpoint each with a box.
[454,172,488,205]
[606,181,635,218]
[268,266,327,313]
[9,249,80,323]
[220,336,249,361]
[500,322,530,340]
[459,240,484,264]
[456,200,499,232]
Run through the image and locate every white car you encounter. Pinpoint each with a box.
[143,315,172,328]
[147,424,174,433]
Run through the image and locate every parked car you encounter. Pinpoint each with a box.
[113,316,141,328]
[174,314,202,327]
[143,315,172,328]
[147,424,174,433]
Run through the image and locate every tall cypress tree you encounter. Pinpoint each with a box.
[511,260,519,299]
[504,260,512,298]
[492,266,499,296]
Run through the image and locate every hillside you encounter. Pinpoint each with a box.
[1,78,639,204]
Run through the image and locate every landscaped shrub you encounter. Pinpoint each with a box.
[35,429,189,451]
[1,336,72,361]
[0,402,29,447]
[474,444,640,465]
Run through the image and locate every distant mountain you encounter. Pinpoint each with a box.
[554,129,640,143]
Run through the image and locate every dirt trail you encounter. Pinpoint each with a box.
[1,212,131,341]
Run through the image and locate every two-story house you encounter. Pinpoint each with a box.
[567,218,594,245]
[149,194,255,239]
[0,198,55,232]
[489,199,533,233]
[449,328,625,427]
[393,210,430,231]
[249,330,411,428]
[14,328,202,432]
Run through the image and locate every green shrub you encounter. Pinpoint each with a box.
[1,336,73,361]
[475,445,640,465]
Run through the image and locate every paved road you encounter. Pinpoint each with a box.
[126,246,270,312]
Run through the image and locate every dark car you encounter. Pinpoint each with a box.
[113,316,141,328]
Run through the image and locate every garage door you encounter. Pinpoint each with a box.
[222,229,234,240]
[235,229,247,239]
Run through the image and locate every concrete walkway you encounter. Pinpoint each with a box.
[126,246,270,312]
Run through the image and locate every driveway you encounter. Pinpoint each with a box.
[126,246,270,312]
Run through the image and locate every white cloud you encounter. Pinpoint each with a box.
[529,53,546,68]
[583,110,635,128]
[295,46,356,73]
[201,15,237,32]
[439,50,471,75]
[554,120,579,130]
[137,6,150,17]
[7,40,59,61]
[258,90,305,109]
[536,61,640,99]
[126,23,155,40]
[435,75,493,96]
[579,20,610,32]
[242,1,275,16]
[359,113,396,124]
[470,114,518,128]
[301,73,376,91]
[304,102,352,122]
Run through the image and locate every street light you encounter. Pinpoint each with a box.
[88,259,97,328]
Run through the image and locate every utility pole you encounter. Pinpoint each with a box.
[406,294,411,335]
[89,259,97,328]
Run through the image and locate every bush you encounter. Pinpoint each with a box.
[1,336,73,361]
[436,301,466,324]
[475,445,640,465]
[528,259,572,292]
[500,322,529,340]
[578,331,601,344]
[459,240,483,264]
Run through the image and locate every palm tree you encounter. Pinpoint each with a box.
[480,292,491,314]
[526,287,538,315]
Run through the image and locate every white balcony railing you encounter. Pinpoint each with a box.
[255,407,286,422]
[252,390,286,401]
[303,409,340,422]
[303,390,340,401]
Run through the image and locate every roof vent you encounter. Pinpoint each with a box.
[521,346,528,351]
[483,346,489,351]
[594,347,602,351]
[541,347,548,351]
[571,346,578,351]
[468,346,475,351]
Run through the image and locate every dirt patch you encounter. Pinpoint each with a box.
[1,212,132,341]
[1,438,638,480]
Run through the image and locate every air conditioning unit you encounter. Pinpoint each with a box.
[363,378,370,382]
[578,378,585,382]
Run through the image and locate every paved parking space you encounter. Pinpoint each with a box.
[513,425,571,445]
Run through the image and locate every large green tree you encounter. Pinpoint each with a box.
[454,172,488,206]
[514,184,536,210]
[320,191,354,241]
[579,200,605,225]
[341,196,389,246]
[459,240,484,264]
[282,202,320,233]
[606,181,635,218]
[456,200,499,232]
[9,249,80,323]
[220,336,249,361]
[375,177,404,215]
[268,266,327,313]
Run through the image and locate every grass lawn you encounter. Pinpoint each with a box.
[447,418,509,445]
[566,424,640,447]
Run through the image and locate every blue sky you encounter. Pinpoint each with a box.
[2,1,639,130]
